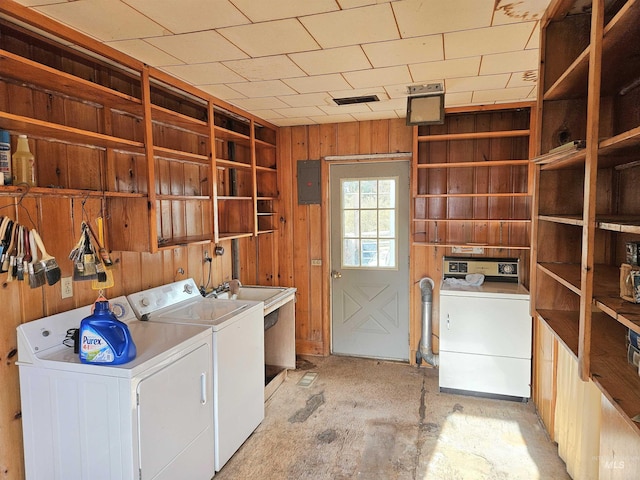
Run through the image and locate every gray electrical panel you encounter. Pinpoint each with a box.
[297,160,321,205]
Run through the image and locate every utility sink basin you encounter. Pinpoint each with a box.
[215,286,296,327]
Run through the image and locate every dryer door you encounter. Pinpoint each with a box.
[137,343,214,480]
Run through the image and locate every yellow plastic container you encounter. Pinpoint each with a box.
[12,134,35,186]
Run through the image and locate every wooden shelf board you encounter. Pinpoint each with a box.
[155,194,210,201]
[214,126,250,144]
[417,159,529,168]
[150,104,208,132]
[537,309,580,359]
[215,158,252,169]
[257,212,275,216]
[417,129,530,142]
[0,185,146,199]
[412,240,530,250]
[538,214,583,226]
[594,296,640,334]
[415,192,529,198]
[599,0,640,96]
[257,229,276,235]
[535,147,587,170]
[413,218,530,223]
[153,146,209,163]
[217,232,253,241]
[599,125,640,156]
[537,262,582,295]
[0,49,143,114]
[217,196,253,201]
[543,48,590,101]
[597,215,640,234]
[255,138,276,149]
[0,111,144,150]
[590,313,640,434]
[157,235,212,249]
[256,165,277,172]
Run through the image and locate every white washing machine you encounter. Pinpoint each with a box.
[439,257,532,400]
[127,279,264,471]
[17,296,215,480]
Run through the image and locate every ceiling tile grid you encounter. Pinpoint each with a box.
[16,0,551,126]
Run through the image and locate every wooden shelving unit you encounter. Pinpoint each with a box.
[531,0,640,468]
[0,16,278,253]
[411,107,535,284]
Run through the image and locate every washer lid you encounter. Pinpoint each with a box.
[149,298,262,330]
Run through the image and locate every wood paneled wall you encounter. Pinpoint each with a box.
[0,195,232,479]
[277,119,413,355]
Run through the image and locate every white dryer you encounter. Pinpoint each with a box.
[127,279,265,471]
[17,296,215,480]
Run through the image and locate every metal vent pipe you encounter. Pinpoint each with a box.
[416,277,439,367]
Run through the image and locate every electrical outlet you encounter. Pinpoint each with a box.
[61,276,73,299]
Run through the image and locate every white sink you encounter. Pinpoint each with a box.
[215,286,296,315]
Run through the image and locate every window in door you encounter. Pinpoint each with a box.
[341,177,397,269]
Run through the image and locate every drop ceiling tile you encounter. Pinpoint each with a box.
[363,35,444,68]
[368,97,406,112]
[123,0,249,33]
[445,91,473,106]
[230,80,297,97]
[231,97,291,111]
[160,63,245,85]
[329,87,388,100]
[480,49,539,75]
[230,0,338,22]
[145,31,248,63]
[36,0,167,41]
[274,106,327,118]
[352,110,400,121]
[278,92,333,108]
[218,19,319,57]
[507,70,538,88]
[410,57,481,83]
[493,0,550,25]
[393,0,494,37]
[338,0,379,9]
[251,110,285,120]
[319,103,373,115]
[223,56,306,81]
[14,0,61,5]
[445,23,536,59]
[385,83,420,99]
[275,117,317,126]
[310,114,358,124]
[283,74,352,94]
[344,66,412,89]
[300,4,398,49]
[526,22,542,49]
[446,74,510,93]
[290,46,371,76]
[472,86,536,103]
[198,84,247,100]
[106,39,183,66]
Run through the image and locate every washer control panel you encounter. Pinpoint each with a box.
[443,257,519,282]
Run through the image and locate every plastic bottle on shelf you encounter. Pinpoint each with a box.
[12,134,35,186]
[0,130,10,186]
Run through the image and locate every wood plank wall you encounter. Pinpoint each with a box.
[0,198,232,479]
[277,119,413,355]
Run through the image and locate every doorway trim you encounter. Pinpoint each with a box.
[321,152,412,357]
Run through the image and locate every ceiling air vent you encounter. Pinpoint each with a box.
[333,95,379,105]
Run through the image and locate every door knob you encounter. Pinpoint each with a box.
[331,270,342,279]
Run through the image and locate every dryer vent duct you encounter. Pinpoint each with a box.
[416,277,439,367]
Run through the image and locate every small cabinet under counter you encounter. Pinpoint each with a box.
[218,285,296,400]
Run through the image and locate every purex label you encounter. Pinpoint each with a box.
[80,328,114,363]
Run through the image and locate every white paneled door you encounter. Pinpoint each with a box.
[330,161,410,361]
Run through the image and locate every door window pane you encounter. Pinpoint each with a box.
[341,177,398,269]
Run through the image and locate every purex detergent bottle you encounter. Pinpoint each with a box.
[79,299,136,364]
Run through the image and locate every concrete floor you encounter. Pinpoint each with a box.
[216,355,570,480]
